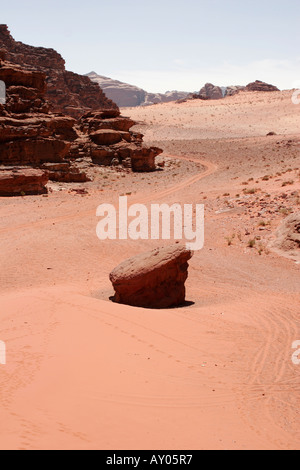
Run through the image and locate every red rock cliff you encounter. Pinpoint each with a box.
[0,24,118,118]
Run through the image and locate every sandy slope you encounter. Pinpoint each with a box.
[0,90,299,450]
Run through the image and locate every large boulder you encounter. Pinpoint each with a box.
[131,146,162,172]
[0,168,48,196]
[109,244,193,309]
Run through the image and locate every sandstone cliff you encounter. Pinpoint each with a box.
[0,49,162,195]
[0,24,118,118]
[0,50,89,193]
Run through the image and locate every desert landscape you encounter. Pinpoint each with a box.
[0,21,300,451]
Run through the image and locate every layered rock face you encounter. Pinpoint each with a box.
[0,169,49,196]
[0,55,75,160]
[245,80,279,92]
[110,245,193,308]
[72,109,162,171]
[87,72,190,107]
[0,52,82,194]
[0,25,118,118]
[0,50,162,195]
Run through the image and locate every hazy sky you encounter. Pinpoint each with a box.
[2,0,300,92]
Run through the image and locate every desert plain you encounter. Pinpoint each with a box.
[0,89,300,450]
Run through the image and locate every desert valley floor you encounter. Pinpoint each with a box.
[0,90,300,450]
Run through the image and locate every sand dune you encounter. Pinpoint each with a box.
[0,90,299,450]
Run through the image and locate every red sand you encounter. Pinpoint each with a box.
[0,90,299,450]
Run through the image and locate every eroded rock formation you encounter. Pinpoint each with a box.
[0,51,87,194]
[71,109,162,171]
[199,83,224,100]
[0,25,118,118]
[245,80,279,92]
[0,168,48,196]
[0,46,163,195]
[110,244,193,308]
[192,80,279,101]
[225,85,246,96]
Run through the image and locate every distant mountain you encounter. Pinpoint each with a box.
[194,81,279,101]
[86,72,190,107]
[86,72,281,108]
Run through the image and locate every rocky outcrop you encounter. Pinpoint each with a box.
[39,163,89,183]
[0,59,73,195]
[109,244,193,308]
[130,147,160,172]
[199,83,224,100]
[0,51,89,183]
[225,85,246,96]
[0,25,118,118]
[87,72,190,107]
[0,29,163,196]
[192,81,279,101]
[245,80,279,92]
[143,90,191,107]
[0,54,85,184]
[270,212,300,260]
[73,109,163,171]
[0,168,48,196]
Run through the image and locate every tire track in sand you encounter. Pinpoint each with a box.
[0,155,217,235]
[238,299,300,448]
